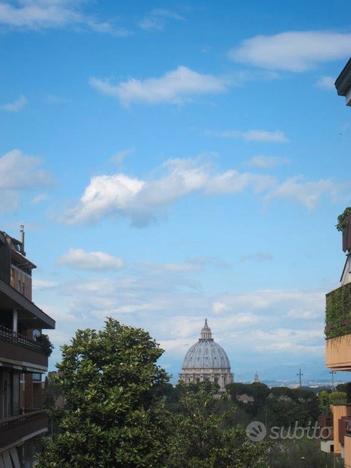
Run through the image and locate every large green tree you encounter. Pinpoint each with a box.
[38,318,170,468]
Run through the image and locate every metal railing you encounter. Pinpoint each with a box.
[0,410,49,449]
[0,325,43,353]
[0,410,46,430]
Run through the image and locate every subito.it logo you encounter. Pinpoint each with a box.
[246,421,267,442]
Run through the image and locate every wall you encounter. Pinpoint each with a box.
[10,266,32,301]
[344,434,351,468]
[326,335,351,370]
[332,405,351,454]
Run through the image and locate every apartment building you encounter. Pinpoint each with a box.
[322,58,351,468]
[0,227,55,467]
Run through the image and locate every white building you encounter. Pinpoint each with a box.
[179,320,233,391]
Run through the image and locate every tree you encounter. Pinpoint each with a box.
[336,207,351,231]
[37,318,170,468]
[318,390,331,415]
[167,383,270,468]
[336,382,351,403]
[227,382,270,417]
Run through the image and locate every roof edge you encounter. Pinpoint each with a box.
[335,58,351,96]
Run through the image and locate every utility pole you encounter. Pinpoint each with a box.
[297,368,303,387]
[330,370,336,390]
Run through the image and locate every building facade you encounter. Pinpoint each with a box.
[321,59,351,468]
[0,228,55,467]
[179,320,233,391]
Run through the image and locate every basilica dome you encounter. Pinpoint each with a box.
[179,320,233,391]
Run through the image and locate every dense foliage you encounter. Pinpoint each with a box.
[325,282,351,339]
[39,318,343,467]
[336,207,351,232]
[329,391,348,405]
[38,319,170,467]
[227,383,320,428]
[36,333,54,356]
[269,438,344,468]
[167,383,270,468]
[318,390,331,415]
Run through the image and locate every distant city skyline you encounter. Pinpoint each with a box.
[1,0,351,382]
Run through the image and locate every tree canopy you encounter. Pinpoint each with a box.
[38,318,170,467]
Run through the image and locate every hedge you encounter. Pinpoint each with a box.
[325,282,351,339]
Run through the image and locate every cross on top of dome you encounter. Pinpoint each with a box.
[200,318,213,341]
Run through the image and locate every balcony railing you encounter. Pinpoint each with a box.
[0,325,43,352]
[0,410,48,450]
[0,325,48,370]
[325,283,351,339]
[339,416,351,445]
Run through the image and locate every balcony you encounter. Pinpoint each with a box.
[0,326,48,372]
[0,411,48,451]
[0,279,55,330]
[325,283,351,370]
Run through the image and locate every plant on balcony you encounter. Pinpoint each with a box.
[336,207,351,231]
[36,333,54,356]
[329,391,347,406]
[325,282,351,339]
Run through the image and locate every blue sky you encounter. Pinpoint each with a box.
[2,0,351,384]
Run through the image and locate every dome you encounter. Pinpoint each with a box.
[182,319,231,370]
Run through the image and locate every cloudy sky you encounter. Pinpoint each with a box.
[2,0,351,383]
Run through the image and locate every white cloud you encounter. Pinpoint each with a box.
[138,8,184,31]
[59,248,124,271]
[0,0,129,35]
[0,149,52,190]
[211,289,324,317]
[62,156,347,225]
[245,130,288,142]
[37,252,327,377]
[252,329,323,353]
[204,169,275,194]
[0,149,52,210]
[159,338,191,355]
[208,129,288,143]
[268,176,340,209]
[33,279,58,290]
[1,95,27,112]
[212,302,226,314]
[64,173,145,224]
[62,158,275,225]
[316,75,335,90]
[147,257,229,274]
[229,31,351,72]
[90,66,229,105]
[247,155,289,169]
